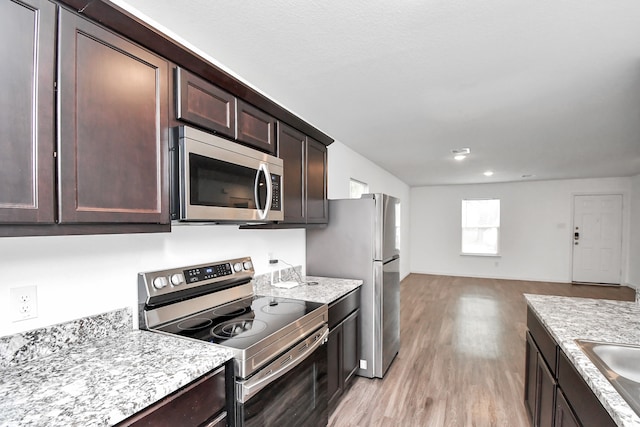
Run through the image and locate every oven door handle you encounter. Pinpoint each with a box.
[254,163,273,220]
[237,326,328,403]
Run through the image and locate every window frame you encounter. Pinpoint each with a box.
[349,178,369,199]
[460,198,501,257]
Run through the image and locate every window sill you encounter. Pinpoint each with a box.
[460,253,501,258]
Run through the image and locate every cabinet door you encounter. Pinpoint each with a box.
[278,122,306,223]
[306,137,328,224]
[175,67,236,139]
[58,9,169,224]
[524,332,538,424]
[121,367,226,426]
[537,352,556,427]
[557,350,617,427]
[342,309,360,385]
[555,389,580,427]
[0,0,56,223]
[237,99,276,154]
[327,325,343,408]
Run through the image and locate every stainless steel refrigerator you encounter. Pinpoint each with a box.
[306,193,400,379]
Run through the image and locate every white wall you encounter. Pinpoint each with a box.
[0,226,304,337]
[327,141,411,279]
[410,177,633,283]
[629,174,640,287]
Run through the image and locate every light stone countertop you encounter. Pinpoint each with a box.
[254,275,363,304]
[525,294,640,427]
[0,309,233,427]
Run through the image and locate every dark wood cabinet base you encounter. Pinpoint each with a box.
[525,307,616,427]
[328,289,361,414]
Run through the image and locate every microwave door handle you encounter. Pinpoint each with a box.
[254,163,273,220]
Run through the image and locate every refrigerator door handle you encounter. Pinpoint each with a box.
[382,254,400,264]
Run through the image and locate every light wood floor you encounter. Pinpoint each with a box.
[328,274,636,427]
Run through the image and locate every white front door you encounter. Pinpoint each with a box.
[572,194,623,284]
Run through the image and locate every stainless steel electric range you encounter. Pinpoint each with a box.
[138,257,329,427]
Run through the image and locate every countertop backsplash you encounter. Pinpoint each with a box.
[0,307,132,369]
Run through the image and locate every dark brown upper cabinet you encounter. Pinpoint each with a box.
[0,0,56,224]
[57,8,169,224]
[305,137,328,224]
[237,100,277,154]
[278,122,328,225]
[175,67,236,139]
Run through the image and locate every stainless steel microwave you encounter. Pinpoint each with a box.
[172,126,283,222]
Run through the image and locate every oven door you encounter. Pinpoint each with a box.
[236,327,328,427]
[176,127,283,222]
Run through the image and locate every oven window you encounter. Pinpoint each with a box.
[239,344,328,427]
[189,153,258,209]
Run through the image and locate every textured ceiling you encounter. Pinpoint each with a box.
[116,0,640,186]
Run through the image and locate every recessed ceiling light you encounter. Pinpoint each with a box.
[452,148,470,161]
[452,148,470,156]
[483,171,494,177]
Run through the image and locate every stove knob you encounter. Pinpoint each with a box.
[170,273,184,286]
[233,262,243,272]
[152,276,168,290]
[243,261,253,270]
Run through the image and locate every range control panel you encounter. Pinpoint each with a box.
[138,256,254,304]
[185,262,233,283]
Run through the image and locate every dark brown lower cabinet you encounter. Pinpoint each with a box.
[341,310,359,386]
[327,323,343,405]
[524,332,537,421]
[557,350,617,427]
[327,289,360,414]
[524,331,556,427]
[525,308,616,427]
[555,389,580,427]
[117,363,231,427]
[327,309,359,412]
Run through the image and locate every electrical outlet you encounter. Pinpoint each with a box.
[10,286,38,322]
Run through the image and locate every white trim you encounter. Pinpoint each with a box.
[406,270,569,284]
[460,253,502,257]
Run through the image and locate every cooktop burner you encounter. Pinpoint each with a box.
[211,305,251,317]
[212,319,267,339]
[260,300,306,315]
[155,295,324,350]
[177,317,213,331]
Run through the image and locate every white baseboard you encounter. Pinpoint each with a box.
[407,269,569,284]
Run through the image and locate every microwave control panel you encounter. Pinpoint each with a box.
[271,174,281,211]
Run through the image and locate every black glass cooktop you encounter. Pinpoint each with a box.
[156,295,324,350]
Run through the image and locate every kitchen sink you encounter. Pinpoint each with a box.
[576,340,640,417]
